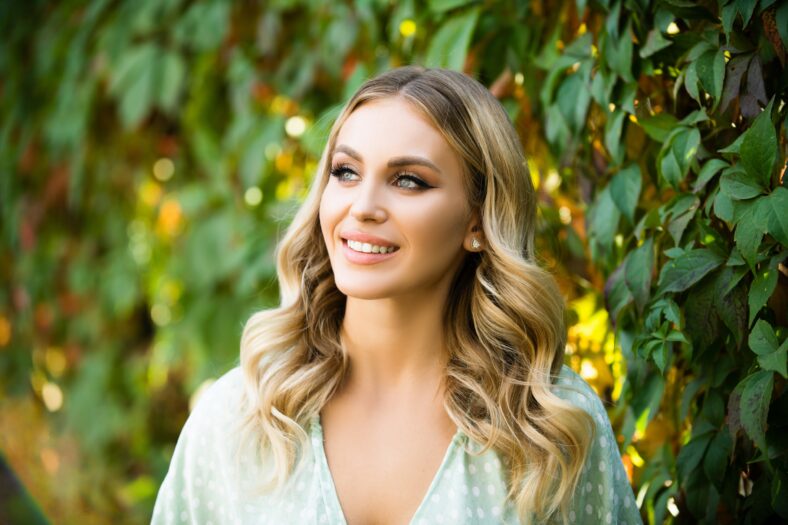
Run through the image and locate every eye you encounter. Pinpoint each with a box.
[329,164,359,182]
[394,173,432,190]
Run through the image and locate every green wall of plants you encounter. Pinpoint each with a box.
[1,0,785,523]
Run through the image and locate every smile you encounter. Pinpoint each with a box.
[346,239,398,254]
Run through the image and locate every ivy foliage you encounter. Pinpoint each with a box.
[1,0,786,523]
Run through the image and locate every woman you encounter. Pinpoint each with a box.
[152,66,642,524]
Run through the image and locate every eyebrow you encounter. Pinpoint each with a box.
[332,144,442,174]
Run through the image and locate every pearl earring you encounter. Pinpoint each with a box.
[471,238,481,250]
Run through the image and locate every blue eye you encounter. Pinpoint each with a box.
[329,165,432,191]
[329,164,359,182]
[394,174,431,190]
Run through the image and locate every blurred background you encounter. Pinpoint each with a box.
[1,1,786,524]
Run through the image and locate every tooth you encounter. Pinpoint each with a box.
[346,239,397,254]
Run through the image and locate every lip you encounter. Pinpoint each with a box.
[340,231,399,248]
[341,239,399,264]
[339,232,400,265]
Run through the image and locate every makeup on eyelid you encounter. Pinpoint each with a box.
[329,163,434,190]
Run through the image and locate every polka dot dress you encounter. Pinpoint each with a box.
[151,367,643,524]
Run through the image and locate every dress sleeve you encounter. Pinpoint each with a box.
[557,368,644,525]
[151,369,242,525]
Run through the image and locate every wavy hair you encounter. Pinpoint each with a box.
[239,66,593,523]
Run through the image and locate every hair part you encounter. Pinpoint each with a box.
[239,66,593,523]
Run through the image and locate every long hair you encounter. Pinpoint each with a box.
[239,66,593,523]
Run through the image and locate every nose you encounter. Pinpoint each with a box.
[349,177,387,223]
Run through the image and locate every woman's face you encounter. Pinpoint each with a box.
[319,97,476,301]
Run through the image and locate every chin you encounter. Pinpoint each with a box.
[334,283,393,300]
[332,275,404,301]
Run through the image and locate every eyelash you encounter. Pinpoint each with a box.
[329,164,432,190]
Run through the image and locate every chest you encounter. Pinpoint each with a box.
[321,414,457,525]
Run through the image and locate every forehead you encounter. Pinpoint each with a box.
[333,97,462,170]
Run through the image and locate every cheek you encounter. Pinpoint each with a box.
[408,199,469,248]
[318,192,336,246]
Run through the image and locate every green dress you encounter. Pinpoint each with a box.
[151,366,643,524]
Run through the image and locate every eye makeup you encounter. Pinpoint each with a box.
[329,163,434,191]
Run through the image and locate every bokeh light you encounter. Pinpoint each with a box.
[153,158,175,181]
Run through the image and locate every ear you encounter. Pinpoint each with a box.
[463,210,484,252]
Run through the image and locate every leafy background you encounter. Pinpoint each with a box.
[1,0,786,523]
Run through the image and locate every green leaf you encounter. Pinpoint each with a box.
[239,118,284,188]
[714,191,734,222]
[739,370,773,452]
[590,69,616,107]
[759,187,788,246]
[616,83,635,115]
[778,3,788,52]
[677,432,712,481]
[158,49,185,113]
[749,321,788,377]
[749,267,778,325]
[719,132,745,155]
[680,377,704,421]
[733,202,764,269]
[639,28,672,58]
[714,269,748,347]
[759,340,788,378]
[638,113,679,142]
[693,158,728,192]
[696,49,725,104]
[624,238,654,313]
[557,70,592,133]
[659,147,683,188]
[428,0,477,12]
[679,110,709,127]
[607,22,634,82]
[659,193,697,228]
[109,43,159,129]
[749,320,779,355]
[653,340,671,373]
[605,262,633,319]
[544,105,571,149]
[609,164,641,222]
[721,2,737,35]
[701,391,726,426]
[604,109,626,165]
[173,1,231,52]
[588,186,621,252]
[736,0,758,27]
[425,7,480,70]
[740,99,777,186]
[720,53,752,113]
[703,430,732,492]
[657,248,725,294]
[666,330,689,343]
[658,127,700,188]
[663,195,698,246]
[719,167,765,200]
[684,61,701,103]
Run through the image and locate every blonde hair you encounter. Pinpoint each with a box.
[239,66,593,523]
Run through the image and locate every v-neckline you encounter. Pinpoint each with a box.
[310,415,464,525]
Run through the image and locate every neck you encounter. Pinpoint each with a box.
[339,292,449,400]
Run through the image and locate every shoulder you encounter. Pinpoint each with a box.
[171,366,245,447]
[186,366,245,428]
[553,366,644,524]
[168,365,246,459]
[552,365,610,423]
[151,366,246,523]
